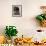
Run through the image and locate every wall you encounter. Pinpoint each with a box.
[0,0,46,40]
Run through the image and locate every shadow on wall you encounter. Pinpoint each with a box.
[30,16,40,27]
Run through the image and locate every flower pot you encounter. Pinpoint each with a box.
[11,36,17,44]
[7,39,12,44]
[41,20,46,27]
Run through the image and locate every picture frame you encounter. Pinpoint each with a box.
[12,5,22,17]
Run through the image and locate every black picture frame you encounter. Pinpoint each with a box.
[12,5,22,17]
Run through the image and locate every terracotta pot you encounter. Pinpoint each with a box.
[11,36,17,44]
[7,39,12,44]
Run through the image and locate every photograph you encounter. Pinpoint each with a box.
[12,5,22,17]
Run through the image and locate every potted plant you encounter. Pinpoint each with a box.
[36,6,46,27]
[5,26,18,43]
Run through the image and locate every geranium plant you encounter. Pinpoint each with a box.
[5,26,18,39]
[36,6,46,27]
[36,14,46,21]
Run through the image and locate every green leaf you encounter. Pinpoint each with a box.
[36,15,44,21]
[44,15,46,20]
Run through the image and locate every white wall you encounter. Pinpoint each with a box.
[0,0,46,39]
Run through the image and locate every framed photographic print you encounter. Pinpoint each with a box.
[12,5,22,17]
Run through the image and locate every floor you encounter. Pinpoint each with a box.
[14,43,46,46]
